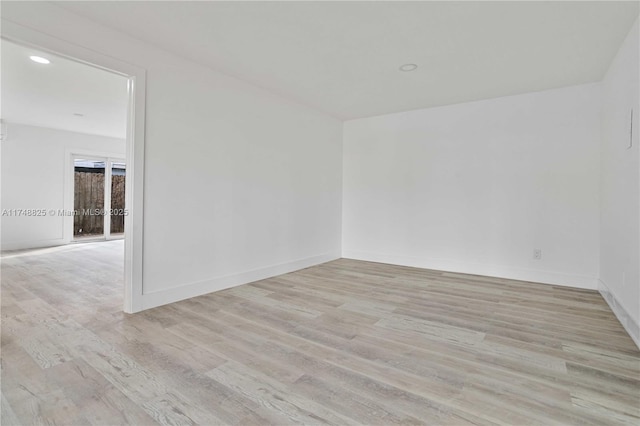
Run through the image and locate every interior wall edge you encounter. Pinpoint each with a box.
[138,251,341,312]
[342,250,598,290]
[598,278,640,350]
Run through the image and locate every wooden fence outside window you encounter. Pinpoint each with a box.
[73,171,125,236]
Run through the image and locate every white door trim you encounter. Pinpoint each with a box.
[3,20,146,313]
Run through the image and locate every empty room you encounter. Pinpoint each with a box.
[1,1,638,425]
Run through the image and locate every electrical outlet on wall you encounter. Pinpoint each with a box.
[533,249,542,260]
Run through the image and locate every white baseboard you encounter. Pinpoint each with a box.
[140,252,341,310]
[598,279,640,350]
[342,250,598,290]
[1,238,67,252]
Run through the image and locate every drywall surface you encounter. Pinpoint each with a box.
[1,123,125,249]
[343,83,601,289]
[599,18,640,347]
[1,2,343,309]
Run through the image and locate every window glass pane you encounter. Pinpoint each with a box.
[111,162,126,236]
[74,159,105,238]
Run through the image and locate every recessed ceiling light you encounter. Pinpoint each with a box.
[29,56,50,65]
[399,63,418,72]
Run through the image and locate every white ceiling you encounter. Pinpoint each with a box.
[55,1,639,120]
[1,39,128,138]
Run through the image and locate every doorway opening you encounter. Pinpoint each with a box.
[2,20,146,313]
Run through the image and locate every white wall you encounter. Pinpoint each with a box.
[1,123,125,249]
[343,83,602,289]
[598,18,640,347]
[2,2,343,310]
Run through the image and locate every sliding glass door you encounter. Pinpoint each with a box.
[73,156,126,241]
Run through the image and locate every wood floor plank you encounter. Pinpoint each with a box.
[0,392,21,426]
[46,359,158,425]
[291,373,425,425]
[2,242,639,425]
[206,360,358,425]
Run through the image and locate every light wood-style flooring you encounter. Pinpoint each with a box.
[2,241,639,425]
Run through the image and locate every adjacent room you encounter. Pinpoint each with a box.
[1,1,639,425]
